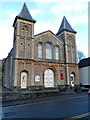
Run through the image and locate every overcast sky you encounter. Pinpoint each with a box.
[0,0,88,59]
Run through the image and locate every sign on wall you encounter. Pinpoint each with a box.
[21,72,27,89]
[70,74,74,81]
[60,70,64,80]
[35,75,40,82]
[70,76,74,81]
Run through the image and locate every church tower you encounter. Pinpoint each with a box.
[56,16,77,64]
[13,3,36,59]
[56,16,79,86]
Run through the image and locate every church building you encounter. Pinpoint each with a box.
[3,3,80,90]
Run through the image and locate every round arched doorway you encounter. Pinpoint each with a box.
[70,73,75,87]
[21,71,27,89]
[44,69,54,88]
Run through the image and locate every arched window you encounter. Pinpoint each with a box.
[46,43,52,59]
[44,69,54,87]
[70,73,75,87]
[21,72,27,89]
[55,47,59,60]
[38,44,42,58]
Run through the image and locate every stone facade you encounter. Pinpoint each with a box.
[3,3,79,90]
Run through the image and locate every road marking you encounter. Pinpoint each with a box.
[1,95,87,109]
[64,112,90,120]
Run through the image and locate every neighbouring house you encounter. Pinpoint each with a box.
[3,3,80,90]
[78,57,90,88]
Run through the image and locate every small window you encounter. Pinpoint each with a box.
[21,25,28,36]
[22,27,25,36]
[46,43,52,59]
[38,44,42,58]
[55,47,59,60]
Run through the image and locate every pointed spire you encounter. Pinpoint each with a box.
[56,16,76,35]
[17,3,36,23]
[13,3,36,26]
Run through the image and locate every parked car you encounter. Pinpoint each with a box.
[88,89,90,95]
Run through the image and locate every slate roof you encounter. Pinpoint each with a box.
[56,16,77,35]
[78,57,90,68]
[13,3,36,26]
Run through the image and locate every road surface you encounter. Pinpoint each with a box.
[1,92,90,119]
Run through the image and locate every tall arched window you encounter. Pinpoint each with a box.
[21,72,27,89]
[38,44,42,58]
[55,47,59,60]
[44,69,54,87]
[70,73,75,87]
[46,43,52,59]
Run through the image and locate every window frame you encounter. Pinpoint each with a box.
[46,43,52,59]
[37,43,42,59]
[55,46,59,60]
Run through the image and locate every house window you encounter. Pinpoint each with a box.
[38,44,42,58]
[46,43,52,59]
[55,47,59,60]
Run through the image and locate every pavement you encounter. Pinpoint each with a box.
[2,91,88,107]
